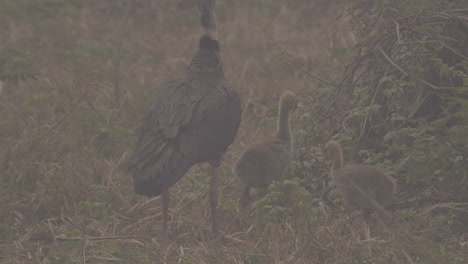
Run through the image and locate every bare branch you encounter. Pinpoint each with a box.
[113,0,132,103]
[377,47,464,90]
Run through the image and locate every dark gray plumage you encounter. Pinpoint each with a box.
[127,36,240,196]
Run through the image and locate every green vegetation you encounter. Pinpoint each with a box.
[0,0,466,263]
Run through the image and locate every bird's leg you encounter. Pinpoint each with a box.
[376,208,394,228]
[210,165,219,236]
[244,186,251,201]
[161,189,170,234]
[363,209,372,222]
[239,186,250,207]
[361,210,373,255]
[362,210,372,240]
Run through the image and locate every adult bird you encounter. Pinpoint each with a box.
[127,0,241,235]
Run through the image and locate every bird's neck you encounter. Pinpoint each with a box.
[275,104,291,145]
[331,150,344,170]
[187,50,224,76]
[198,0,217,40]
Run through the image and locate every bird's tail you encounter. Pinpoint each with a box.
[127,140,194,197]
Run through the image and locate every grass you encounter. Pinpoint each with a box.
[0,0,466,263]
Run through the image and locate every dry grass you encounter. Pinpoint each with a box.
[0,0,466,263]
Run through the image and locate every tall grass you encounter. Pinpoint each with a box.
[0,0,466,263]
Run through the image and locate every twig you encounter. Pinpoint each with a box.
[222,250,271,258]
[394,21,438,45]
[88,255,121,261]
[46,91,87,134]
[446,9,468,13]
[278,44,353,87]
[428,9,468,16]
[112,0,132,103]
[377,47,464,90]
[41,235,141,242]
[422,203,468,216]
[393,10,423,22]
[446,138,467,155]
[401,249,416,264]
[0,94,22,118]
[86,101,106,121]
[296,147,328,170]
[47,219,58,245]
[83,235,141,241]
[438,41,468,61]
[332,27,370,49]
[355,238,387,243]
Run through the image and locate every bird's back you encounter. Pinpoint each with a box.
[178,74,241,165]
[331,164,396,210]
[127,36,241,197]
[234,138,291,188]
